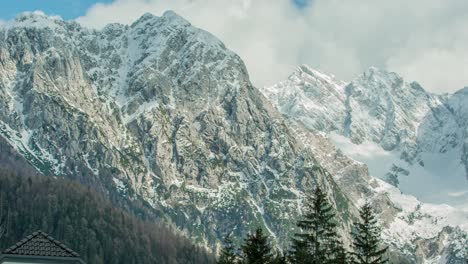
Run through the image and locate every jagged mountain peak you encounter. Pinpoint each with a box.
[1,11,467,263]
[363,65,387,74]
[124,10,230,61]
[161,10,191,24]
[134,12,157,23]
[264,63,468,204]
[264,64,468,262]
[453,86,468,96]
[295,64,333,79]
[6,11,67,30]
[0,11,340,256]
[260,65,347,135]
[353,67,429,96]
[289,64,344,86]
[131,11,190,28]
[361,66,399,78]
[14,10,62,22]
[355,66,406,90]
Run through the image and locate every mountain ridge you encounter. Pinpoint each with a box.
[262,63,468,208]
[0,12,467,263]
[0,10,344,248]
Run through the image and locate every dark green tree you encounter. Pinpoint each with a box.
[0,169,216,264]
[332,240,351,264]
[218,233,238,264]
[241,228,274,264]
[290,186,347,264]
[272,251,288,264]
[289,238,309,264]
[351,203,388,264]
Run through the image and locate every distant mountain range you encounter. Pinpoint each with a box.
[0,11,466,263]
[262,65,468,210]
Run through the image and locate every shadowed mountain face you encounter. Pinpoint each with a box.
[0,12,466,263]
[0,168,216,264]
[0,135,41,177]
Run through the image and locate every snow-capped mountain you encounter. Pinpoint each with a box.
[0,12,466,263]
[299,128,468,263]
[262,65,468,209]
[0,10,348,250]
[263,65,468,262]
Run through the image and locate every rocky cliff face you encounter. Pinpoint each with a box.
[0,11,352,250]
[0,12,466,263]
[263,65,468,262]
[443,87,468,179]
[263,65,467,164]
[290,121,467,263]
[263,65,468,205]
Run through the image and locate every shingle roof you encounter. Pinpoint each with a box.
[3,231,80,258]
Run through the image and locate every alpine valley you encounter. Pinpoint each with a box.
[0,11,466,263]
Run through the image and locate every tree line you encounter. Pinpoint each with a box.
[0,168,216,264]
[218,186,388,264]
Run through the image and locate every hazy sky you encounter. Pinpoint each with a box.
[2,0,468,93]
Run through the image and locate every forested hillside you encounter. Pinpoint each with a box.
[0,168,215,264]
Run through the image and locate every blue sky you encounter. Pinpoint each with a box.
[0,0,309,20]
[0,0,113,20]
[1,0,466,93]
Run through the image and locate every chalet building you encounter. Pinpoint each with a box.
[0,231,85,264]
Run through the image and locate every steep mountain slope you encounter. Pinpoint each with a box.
[0,12,466,263]
[263,65,468,262]
[443,87,468,180]
[0,11,350,250]
[299,127,467,263]
[262,65,468,208]
[262,65,348,133]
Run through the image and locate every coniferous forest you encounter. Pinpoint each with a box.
[0,161,390,264]
[218,186,389,264]
[0,168,216,264]
[0,166,389,264]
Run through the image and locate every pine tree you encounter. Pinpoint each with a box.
[272,251,288,264]
[332,239,351,264]
[241,228,274,264]
[290,186,347,264]
[351,203,388,264]
[218,233,238,264]
[289,236,309,264]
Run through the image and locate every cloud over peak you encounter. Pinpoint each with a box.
[76,0,468,93]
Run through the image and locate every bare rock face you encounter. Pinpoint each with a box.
[0,11,354,251]
[262,65,467,177]
[263,66,468,262]
[443,87,468,180]
[1,12,465,263]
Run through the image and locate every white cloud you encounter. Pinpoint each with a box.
[448,190,468,197]
[76,0,468,93]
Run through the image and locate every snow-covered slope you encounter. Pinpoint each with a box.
[0,11,351,253]
[262,65,468,210]
[0,12,466,263]
[262,65,347,133]
[263,65,468,262]
[291,122,468,263]
[330,133,468,210]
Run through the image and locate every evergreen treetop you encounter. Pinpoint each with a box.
[290,185,348,264]
[351,202,388,264]
[218,233,238,264]
[241,227,274,264]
